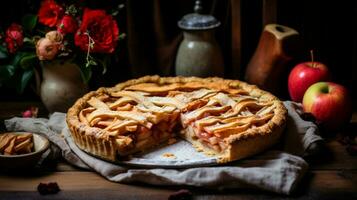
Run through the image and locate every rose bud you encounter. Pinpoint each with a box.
[36,37,63,60]
[5,23,24,53]
[22,106,38,118]
[22,110,33,118]
[5,37,17,54]
[45,30,64,43]
[57,15,78,35]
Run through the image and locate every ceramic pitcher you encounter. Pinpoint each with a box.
[36,60,88,113]
[175,0,224,77]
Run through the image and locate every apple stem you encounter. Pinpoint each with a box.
[310,49,315,68]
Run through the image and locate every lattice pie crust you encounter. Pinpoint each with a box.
[67,76,287,163]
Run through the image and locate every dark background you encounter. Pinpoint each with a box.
[1,0,356,109]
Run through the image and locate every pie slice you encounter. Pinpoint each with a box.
[67,76,287,163]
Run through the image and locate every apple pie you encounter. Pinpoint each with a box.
[67,76,287,163]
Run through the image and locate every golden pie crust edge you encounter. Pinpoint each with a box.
[66,75,287,163]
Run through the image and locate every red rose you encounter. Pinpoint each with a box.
[38,0,64,27]
[57,15,78,35]
[5,23,24,53]
[75,8,119,53]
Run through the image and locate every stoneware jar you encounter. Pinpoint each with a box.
[37,60,88,113]
[244,24,300,95]
[175,0,224,77]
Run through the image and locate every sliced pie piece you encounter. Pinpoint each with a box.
[67,76,287,163]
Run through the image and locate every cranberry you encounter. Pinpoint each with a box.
[37,182,60,195]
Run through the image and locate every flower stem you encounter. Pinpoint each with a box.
[85,32,95,67]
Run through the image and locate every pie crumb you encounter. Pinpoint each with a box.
[204,152,216,156]
[163,153,176,159]
[193,144,203,152]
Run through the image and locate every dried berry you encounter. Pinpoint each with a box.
[37,182,60,195]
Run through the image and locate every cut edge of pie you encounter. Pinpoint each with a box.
[66,75,287,163]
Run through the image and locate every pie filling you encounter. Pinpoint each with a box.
[77,81,278,158]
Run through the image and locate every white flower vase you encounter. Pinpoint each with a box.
[37,60,88,113]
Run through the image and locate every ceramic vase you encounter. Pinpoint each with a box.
[175,30,224,77]
[38,60,88,113]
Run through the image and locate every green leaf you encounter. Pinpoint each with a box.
[0,51,7,60]
[118,33,126,40]
[12,52,26,66]
[67,4,78,16]
[0,65,16,82]
[22,14,38,32]
[102,63,107,74]
[23,37,34,44]
[111,11,119,16]
[85,59,97,68]
[79,64,92,84]
[97,57,109,75]
[20,54,38,69]
[16,69,33,93]
[0,45,8,59]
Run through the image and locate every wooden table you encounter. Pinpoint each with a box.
[0,102,356,199]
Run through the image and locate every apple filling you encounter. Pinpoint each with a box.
[179,93,276,154]
[79,93,181,155]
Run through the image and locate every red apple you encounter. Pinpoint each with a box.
[288,61,330,102]
[302,82,352,131]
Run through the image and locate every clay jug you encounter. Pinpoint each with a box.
[175,0,224,77]
[245,24,301,95]
[37,60,88,113]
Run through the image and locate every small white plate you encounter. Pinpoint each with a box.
[116,139,219,168]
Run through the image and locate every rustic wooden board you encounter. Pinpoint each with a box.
[0,170,356,199]
[309,140,357,170]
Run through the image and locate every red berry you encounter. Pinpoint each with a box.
[22,110,32,118]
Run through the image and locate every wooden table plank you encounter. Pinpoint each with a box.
[307,112,357,170]
[54,162,83,172]
[0,170,356,199]
[0,172,174,200]
[309,140,357,170]
[0,171,171,192]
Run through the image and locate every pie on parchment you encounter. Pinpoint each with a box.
[66,76,287,163]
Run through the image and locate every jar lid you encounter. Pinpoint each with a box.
[178,0,220,30]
